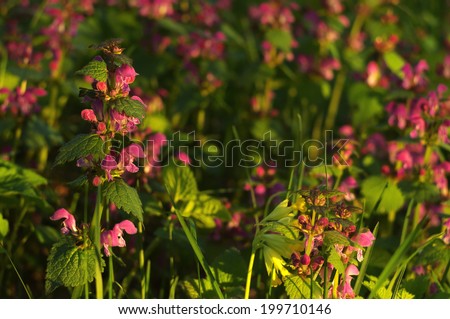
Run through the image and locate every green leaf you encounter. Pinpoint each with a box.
[266,29,292,53]
[35,225,60,245]
[368,219,426,298]
[103,179,143,222]
[361,176,387,213]
[67,175,89,189]
[284,275,323,299]
[326,247,346,273]
[361,176,405,214]
[380,181,405,212]
[45,237,104,294]
[0,214,9,240]
[110,97,146,119]
[180,278,216,298]
[54,134,105,166]
[76,60,108,82]
[383,51,405,78]
[158,18,188,35]
[181,193,229,229]
[212,248,246,286]
[163,164,198,203]
[323,230,352,248]
[398,181,440,203]
[23,116,63,149]
[212,248,246,298]
[0,159,47,187]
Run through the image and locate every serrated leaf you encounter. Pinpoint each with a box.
[54,134,105,166]
[112,54,133,66]
[67,175,89,189]
[326,247,346,273]
[109,97,145,119]
[45,237,104,294]
[103,179,143,222]
[180,278,216,298]
[266,29,292,53]
[76,60,108,82]
[284,275,323,299]
[323,230,352,247]
[212,248,246,286]
[163,164,198,203]
[181,193,229,229]
[0,214,9,240]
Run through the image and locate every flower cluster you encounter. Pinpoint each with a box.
[76,40,147,184]
[255,189,375,299]
[50,208,137,257]
[0,86,47,116]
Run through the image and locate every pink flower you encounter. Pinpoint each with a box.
[438,120,450,144]
[386,102,408,129]
[81,109,98,122]
[319,57,341,80]
[0,86,47,116]
[337,264,359,299]
[353,230,376,247]
[402,60,428,91]
[101,154,118,181]
[338,176,358,201]
[176,151,191,165]
[50,208,78,235]
[115,64,138,85]
[443,219,450,245]
[119,144,145,174]
[100,220,138,257]
[362,133,387,156]
[366,61,381,87]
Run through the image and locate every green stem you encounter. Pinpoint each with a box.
[400,200,415,244]
[139,222,145,299]
[91,184,104,299]
[324,70,346,132]
[331,270,339,299]
[244,250,256,299]
[0,46,7,88]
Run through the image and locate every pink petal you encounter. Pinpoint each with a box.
[126,144,145,158]
[353,230,375,247]
[118,220,137,234]
[50,208,77,233]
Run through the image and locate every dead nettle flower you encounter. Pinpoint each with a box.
[437,55,450,79]
[401,60,429,92]
[0,85,47,116]
[443,219,450,245]
[100,144,145,181]
[50,208,78,235]
[249,1,298,31]
[365,61,389,89]
[100,220,138,257]
[296,54,341,80]
[176,31,226,61]
[129,0,175,19]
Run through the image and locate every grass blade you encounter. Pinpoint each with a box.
[368,218,427,298]
[165,187,224,299]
